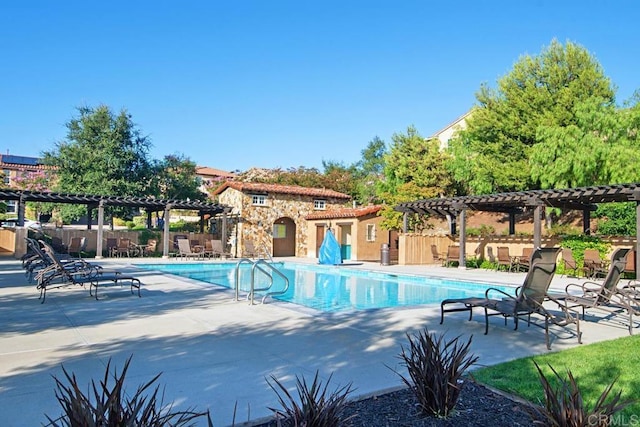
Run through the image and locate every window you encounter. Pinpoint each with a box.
[251,194,267,206]
[273,224,286,238]
[366,224,376,242]
[5,200,16,214]
[3,169,10,185]
[314,199,326,210]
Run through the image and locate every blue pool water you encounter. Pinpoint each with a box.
[138,262,514,313]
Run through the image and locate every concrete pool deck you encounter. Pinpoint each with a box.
[0,256,634,426]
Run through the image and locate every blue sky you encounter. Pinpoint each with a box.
[2,1,639,173]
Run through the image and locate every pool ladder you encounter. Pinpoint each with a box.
[234,258,289,305]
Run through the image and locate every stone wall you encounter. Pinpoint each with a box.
[218,187,348,257]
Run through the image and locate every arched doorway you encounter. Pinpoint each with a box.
[273,217,296,256]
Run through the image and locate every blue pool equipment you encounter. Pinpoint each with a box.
[318,230,342,265]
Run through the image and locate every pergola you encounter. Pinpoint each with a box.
[0,189,231,258]
[395,183,640,273]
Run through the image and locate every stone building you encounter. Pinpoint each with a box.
[305,205,394,262]
[211,182,351,257]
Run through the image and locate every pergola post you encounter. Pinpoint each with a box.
[199,214,205,233]
[222,211,228,247]
[17,195,25,226]
[96,200,105,259]
[458,208,466,268]
[162,204,172,259]
[449,214,456,235]
[636,201,640,276]
[403,212,408,233]
[146,210,152,229]
[583,209,591,235]
[508,212,516,235]
[534,204,543,248]
[87,206,92,230]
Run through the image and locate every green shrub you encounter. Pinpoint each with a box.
[530,361,635,427]
[466,225,495,237]
[170,219,200,232]
[138,229,161,245]
[464,257,482,268]
[45,355,212,426]
[560,236,610,266]
[547,223,580,237]
[132,215,146,228]
[594,202,636,236]
[267,370,354,427]
[112,217,127,227]
[395,328,478,418]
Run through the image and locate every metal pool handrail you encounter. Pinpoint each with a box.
[234,258,289,305]
[250,259,289,305]
[234,258,254,301]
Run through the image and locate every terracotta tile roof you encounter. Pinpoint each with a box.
[211,181,351,199]
[196,166,237,178]
[305,205,383,220]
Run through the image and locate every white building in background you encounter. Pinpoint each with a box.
[429,111,472,150]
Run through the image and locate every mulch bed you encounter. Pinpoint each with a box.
[252,380,540,426]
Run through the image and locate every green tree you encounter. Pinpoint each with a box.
[378,126,453,230]
[320,160,359,198]
[448,39,616,194]
[531,96,640,188]
[44,105,153,221]
[594,202,637,236]
[354,136,387,204]
[152,154,208,201]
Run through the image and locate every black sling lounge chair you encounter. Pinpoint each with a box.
[482,261,580,348]
[36,243,142,303]
[440,248,560,324]
[561,248,630,318]
[25,238,94,281]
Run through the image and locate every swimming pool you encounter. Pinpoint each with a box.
[138,262,514,313]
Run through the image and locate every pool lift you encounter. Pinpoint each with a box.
[234,258,289,305]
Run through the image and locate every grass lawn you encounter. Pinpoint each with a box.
[471,334,640,417]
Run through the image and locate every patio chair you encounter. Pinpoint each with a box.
[560,248,630,320]
[36,242,141,303]
[173,234,188,250]
[495,246,515,272]
[431,244,445,265]
[24,238,90,281]
[514,247,534,272]
[67,237,86,258]
[209,239,231,259]
[623,250,636,278]
[440,248,561,325]
[561,248,579,277]
[105,238,118,257]
[116,238,132,257]
[611,279,640,334]
[177,238,204,260]
[141,239,157,257]
[190,239,204,255]
[485,260,581,349]
[244,239,259,258]
[583,249,606,278]
[444,245,459,267]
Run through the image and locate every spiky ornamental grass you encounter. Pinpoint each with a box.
[267,370,354,427]
[45,356,213,427]
[530,361,636,427]
[396,328,478,418]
